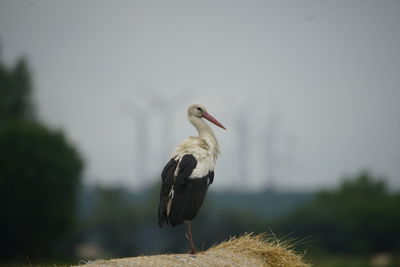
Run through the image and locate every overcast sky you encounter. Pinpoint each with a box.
[1,0,399,191]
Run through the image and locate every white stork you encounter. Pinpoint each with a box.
[158,104,226,254]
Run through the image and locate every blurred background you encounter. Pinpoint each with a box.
[1,1,399,266]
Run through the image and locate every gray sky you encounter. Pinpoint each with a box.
[1,0,399,191]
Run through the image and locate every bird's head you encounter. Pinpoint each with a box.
[188,104,226,130]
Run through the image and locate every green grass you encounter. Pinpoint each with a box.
[306,254,400,267]
[308,255,369,267]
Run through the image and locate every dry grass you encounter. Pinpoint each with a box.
[209,233,310,267]
[76,233,310,267]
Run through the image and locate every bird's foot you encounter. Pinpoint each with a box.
[189,247,197,255]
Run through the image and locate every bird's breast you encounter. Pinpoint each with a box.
[172,143,216,179]
[190,156,215,179]
[171,136,219,179]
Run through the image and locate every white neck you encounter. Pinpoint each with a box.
[188,115,220,158]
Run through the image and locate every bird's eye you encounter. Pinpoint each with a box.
[196,107,203,112]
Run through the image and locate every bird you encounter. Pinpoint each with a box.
[158,104,226,254]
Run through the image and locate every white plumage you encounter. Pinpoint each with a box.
[172,137,217,179]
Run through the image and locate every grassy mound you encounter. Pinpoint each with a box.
[77,233,310,267]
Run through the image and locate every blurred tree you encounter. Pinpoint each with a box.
[0,56,35,122]
[80,187,138,257]
[0,48,83,262]
[0,121,83,261]
[274,172,400,254]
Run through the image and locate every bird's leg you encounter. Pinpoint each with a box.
[185,220,197,254]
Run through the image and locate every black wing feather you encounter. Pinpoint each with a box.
[158,158,178,226]
[174,154,197,192]
[158,155,197,226]
[159,154,215,227]
[161,158,176,182]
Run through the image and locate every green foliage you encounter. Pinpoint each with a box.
[0,49,84,263]
[0,120,83,261]
[209,189,314,219]
[79,187,139,257]
[273,172,400,254]
[0,57,35,122]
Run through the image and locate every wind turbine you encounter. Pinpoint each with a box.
[120,99,153,184]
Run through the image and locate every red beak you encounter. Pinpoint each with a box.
[202,112,226,130]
